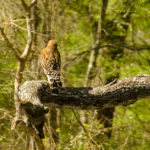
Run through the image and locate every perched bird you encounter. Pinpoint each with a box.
[41,40,62,94]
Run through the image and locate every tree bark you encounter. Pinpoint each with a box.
[19,76,150,110]
[17,75,150,141]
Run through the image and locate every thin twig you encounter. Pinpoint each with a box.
[72,109,100,148]
[0,27,21,60]
[72,109,87,133]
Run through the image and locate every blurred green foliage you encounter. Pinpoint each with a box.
[0,0,150,149]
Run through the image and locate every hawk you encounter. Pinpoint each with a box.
[41,40,62,94]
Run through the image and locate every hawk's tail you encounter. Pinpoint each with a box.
[47,72,62,94]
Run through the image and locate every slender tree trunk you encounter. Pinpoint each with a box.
[85,0,108,86]
[84,0,110,137]
[96,0,135,137]
[84,0,135,138]
[31,0,41,80]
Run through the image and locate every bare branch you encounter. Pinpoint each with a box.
[12,119,44,150]
[19,76,150,110]
[20,12,32,60]
[63,42,150,69]
[20,0,37,60]
[59,0,71,15]
[96,0,108,44]
[0,27,21,60]
[20,0,28,11]
[20,0,37,11]
[30,0,37,9]
[111,43,150,51]
[16,75,150,142]
[72,109,87,133]
[67,42,150,64]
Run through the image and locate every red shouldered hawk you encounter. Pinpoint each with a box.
[41,40,62,94]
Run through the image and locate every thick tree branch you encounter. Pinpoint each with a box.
[16,75,150,140]
[19,76,150,110]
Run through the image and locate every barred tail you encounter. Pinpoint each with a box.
[47,72,62,94]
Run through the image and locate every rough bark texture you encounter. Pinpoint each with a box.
[19,76,150,110]
[15,75,150,142]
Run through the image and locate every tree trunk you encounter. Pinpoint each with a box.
[97,0,135,136]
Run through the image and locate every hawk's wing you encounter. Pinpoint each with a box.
[41,47,61,75]
[41,48,54,75]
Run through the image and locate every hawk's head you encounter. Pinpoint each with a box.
[47,40,57,49]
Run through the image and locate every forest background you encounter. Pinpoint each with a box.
[0,0,150,150]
